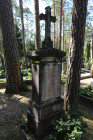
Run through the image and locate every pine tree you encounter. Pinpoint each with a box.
[64,0,88,112]
[0,0,23,93]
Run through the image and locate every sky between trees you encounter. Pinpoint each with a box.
[15,0,93,35]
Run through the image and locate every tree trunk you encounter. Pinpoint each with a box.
[62,10,64,51]
[91,34,93,60]
[59,0,62,50]
[64,0,88,112]
[56,20,58,49]
[0,0,23,93]
[19,0,28,68]
[0,29,5,71]
[53,0,55,48]
[34,0,40,49]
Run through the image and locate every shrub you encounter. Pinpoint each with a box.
[26,75,32,79]
[0,65,3,70]
[50,112,87,140]
[86,84,91,91]
[0,70,5,78]
[90,59,93,64]
[27,68,31,73]
[0,79,5,82]
[61,76,66,84]
[21,70,28,76]
[79,87,93,97]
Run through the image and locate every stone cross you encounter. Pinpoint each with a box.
[39,6,56,48]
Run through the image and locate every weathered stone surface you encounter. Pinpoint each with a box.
[29,97,63,121]
[39,6,56,48]
[27,103,64,139]
[30,48,66,58]
[40,63,61,102]
[27,48,66,138]
[32,57,61,103]
[62,62,67,75]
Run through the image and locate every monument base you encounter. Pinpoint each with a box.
[27,97,64,139]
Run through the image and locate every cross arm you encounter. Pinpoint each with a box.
[51,16,56,23]
[39,13,46,20]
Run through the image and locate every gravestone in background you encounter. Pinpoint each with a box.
[62,62,67,75]
[88,57,91,70]
[27,6,66,139]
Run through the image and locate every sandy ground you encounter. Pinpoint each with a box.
[0,86,32,140]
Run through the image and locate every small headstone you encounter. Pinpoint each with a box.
[88,57,91,70]
[62,62,67,75]
[86,64,88,70]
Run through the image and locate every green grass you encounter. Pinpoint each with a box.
[61,76,66,84]
[0,79,5,82]
[79,109,90,120]
[26,75,32,80]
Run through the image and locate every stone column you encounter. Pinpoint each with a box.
[27,48,66,139]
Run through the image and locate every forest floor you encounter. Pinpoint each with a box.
[0,85,93,140]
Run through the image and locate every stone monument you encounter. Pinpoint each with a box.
[62,62,67,75]
[27,6,66,139]
[39,6,56,48]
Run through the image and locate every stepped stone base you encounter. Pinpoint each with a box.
[27,97,64,139]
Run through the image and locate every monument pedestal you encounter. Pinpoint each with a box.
[27,48,66,139]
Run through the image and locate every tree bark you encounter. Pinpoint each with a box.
[53,0,55,48]
[62,10,64,51]
[91,34,93,60]
[59,0,62,50]
[34,0,40,49]
[64,0,88,112]
[0,29,5,71]
[0,0,23,93]
[56,20,58,49]
[19,0,28,68]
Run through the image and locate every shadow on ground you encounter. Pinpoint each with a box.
[0,85,32,140]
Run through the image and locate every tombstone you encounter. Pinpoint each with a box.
[27,6,66,139]
[86,64,88,70]
[62,62,67,75]
[88,57,91,70]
